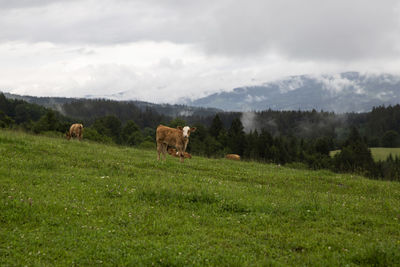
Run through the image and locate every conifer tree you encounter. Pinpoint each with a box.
[227,118,246,155]
[209,114,223,139]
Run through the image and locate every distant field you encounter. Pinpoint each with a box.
[330,147,400,161]
[1,130,400,266]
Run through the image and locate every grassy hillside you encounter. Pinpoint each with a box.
[369,148,400,161]
[331,147,400,161]
[1,130,400,266]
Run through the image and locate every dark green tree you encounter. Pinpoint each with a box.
[244,130,259,159]
[142,127,156,140]
[92,115,122,143]
[381,130,400,147]
[333,127,377,177]
[169,118,186,128]
[204,136,223,157]
[227,118,245,155]
[187,123,207,155]
[121,120,143,146]
[258,129,273,160]
[314,137,333,155]
[209,114,224,139]
[33,110,60,133]
[0,110,14,128]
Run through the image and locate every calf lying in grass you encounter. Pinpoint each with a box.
[168,147,192,159]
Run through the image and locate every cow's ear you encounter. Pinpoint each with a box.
[177,126,183,130]
[190,127,196,132]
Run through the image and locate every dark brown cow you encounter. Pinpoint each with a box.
[167,147,192,159]
[156,124,196,163]
[66,123,84,141]
[226,154,240,161]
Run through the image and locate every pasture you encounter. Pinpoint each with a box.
[369,147,400,161]
[330,147,400,162]
[1,130,400,266]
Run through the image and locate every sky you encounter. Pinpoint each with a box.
[1,0,400,103]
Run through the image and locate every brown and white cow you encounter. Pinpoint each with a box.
[66,123,84,141]
[156,124,196,163]
[167,147,192,159]
[226,154,240,161]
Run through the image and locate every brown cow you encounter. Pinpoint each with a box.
[226,154,240,161]
[167,147,192,159]
[66,123,84,141]
[156,124,196,163]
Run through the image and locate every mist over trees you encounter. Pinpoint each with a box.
[1,93,400,181]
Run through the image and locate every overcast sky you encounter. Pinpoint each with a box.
[1,0,400,103]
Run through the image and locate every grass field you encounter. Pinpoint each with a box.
[369,148,400,161]
[1,130,400,266]
[330,147,400,162]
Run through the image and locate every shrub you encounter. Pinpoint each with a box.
[83,127,113,144]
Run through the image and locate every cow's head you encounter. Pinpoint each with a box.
[178,126,196,139]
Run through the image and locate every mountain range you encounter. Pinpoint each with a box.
[186,72,400,113]
[3,72,400,115]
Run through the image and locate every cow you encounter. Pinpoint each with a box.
[167,147,192,159]
[156,124,196,163]
[66,123,84,141]
[226,154,240,161]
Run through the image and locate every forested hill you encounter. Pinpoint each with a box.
[2,92,221,119]
[3,92,400,145]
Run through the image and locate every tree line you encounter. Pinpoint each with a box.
[1,93,400,181]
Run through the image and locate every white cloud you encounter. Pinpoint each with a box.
[277,76,305,93]
[376,91,394,101]
[316,74,363,94]
[245,94,266,103]
[1,1,400,102]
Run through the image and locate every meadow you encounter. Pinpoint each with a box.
[1,130,400,266]
[369,148,400,161]
[330,147,400,162]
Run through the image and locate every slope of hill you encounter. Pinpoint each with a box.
[1,130,400,265]
[2,92,222,118]
[187,72,400,112]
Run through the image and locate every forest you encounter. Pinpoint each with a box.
[1,93,400,180]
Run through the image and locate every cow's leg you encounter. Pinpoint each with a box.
[157,142,162,161]
[178,149,185,163]
[162,144,167,160]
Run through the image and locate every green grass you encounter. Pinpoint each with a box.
[331,147,400,161]
[369,148,400,161]
[1,130,400,266]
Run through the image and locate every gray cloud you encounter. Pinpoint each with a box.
[206,0,400,60]
[1,0,399,61]
[1,0,400,102]
[0,0,212,44]
[0,0,69,9]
